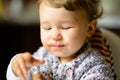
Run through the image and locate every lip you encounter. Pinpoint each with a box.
[50,43,65,49]
[52,44,64,47]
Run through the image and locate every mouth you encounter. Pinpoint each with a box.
[52,44,64,47]
[50,44,65,49]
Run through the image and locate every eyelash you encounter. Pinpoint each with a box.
[62,27,72,29]
[42,27,73,30]
[42,27,51,30]
[46,28,52,30]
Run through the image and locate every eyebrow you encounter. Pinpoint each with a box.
[41,19,77,24]
[40,21,49,24]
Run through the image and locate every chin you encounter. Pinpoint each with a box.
[52,52,66,57]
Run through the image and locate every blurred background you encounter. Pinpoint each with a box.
[0,0,120,79]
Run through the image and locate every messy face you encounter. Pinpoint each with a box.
[39,1,94,63]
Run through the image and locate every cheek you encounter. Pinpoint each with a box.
[65,29,87,41]
[66,30,87,49]
[40,30,48,45]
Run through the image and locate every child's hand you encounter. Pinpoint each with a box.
[32,72,51,80]
[11,52,45,80]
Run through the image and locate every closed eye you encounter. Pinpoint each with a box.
[42,27,52,30]
[61,27,73,30]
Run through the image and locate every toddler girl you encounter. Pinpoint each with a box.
[7,0,115,80]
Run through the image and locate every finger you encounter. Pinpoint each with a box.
[13,62,25,79]
[18,55,28,77]
[23,52,45,67]
[12,55,25,78]
[31,58,45,66]
[22,52,33,67]
[22,52,32,61]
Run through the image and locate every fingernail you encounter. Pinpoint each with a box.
[41,60,45,63]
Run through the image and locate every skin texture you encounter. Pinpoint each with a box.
[12,52,45,80]
[11,1,97,80]
[40,1,96,63]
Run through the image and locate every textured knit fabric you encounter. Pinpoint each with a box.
[89,28,116,79]
[27,47,114,80]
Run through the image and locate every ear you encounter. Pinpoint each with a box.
[87,20,97,37]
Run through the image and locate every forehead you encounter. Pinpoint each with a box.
[39,2,89,22]
[39,3,87,18]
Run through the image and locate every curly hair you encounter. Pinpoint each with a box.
[38,0,103,21]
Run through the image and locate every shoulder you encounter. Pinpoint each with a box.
[78,49,108,72]
[76,49,107,70]
[84,49,105,63]
[80,50,114,79]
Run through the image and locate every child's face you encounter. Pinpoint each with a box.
[39,2,96,63]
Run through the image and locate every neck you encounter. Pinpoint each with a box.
[59,56,75,64]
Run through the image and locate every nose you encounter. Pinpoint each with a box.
[51,29,62,41]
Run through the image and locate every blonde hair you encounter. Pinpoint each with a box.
[37,0,103,21]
